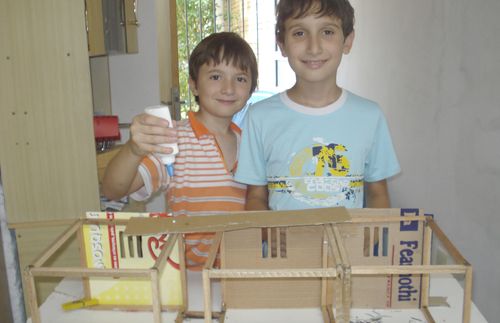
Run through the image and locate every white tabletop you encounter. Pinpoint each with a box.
[28,272,487,323]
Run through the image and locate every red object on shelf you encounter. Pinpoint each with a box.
[93,116,121,141]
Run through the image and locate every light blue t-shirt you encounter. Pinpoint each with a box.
[235,89,400,210]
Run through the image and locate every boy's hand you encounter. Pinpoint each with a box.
[128,113,178,157]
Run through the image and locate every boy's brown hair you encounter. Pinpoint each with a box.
[189,32,258,101]
[275,0,355,44]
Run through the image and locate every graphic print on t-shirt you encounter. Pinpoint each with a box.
[268,138,363,208]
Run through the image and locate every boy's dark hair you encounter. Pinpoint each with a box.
[189,32,258,103]
[276,0,355,44]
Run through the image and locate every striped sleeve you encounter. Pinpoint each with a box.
[130,154,170,201]
[184,232,220,270]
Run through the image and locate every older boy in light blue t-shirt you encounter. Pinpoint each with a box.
[235,0,400,210]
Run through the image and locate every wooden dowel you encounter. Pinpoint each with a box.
[324,225,342,319]
[463,266,473,323]
[150,269,162,323]
[347,215,427,224]
[153,233,178,274]
[219,303,227,323]
[204,232,223,271]
[8,218,75,230]
[320,305,334,322]
[30,266,150,278]
[32,219,81,267]
[326,306,335,323]
[207,268,338,278]
[178,236,188,312]
[332,225,350,266]
[342,266,352,323]
[321,229,328,308]
[325,225,342,266]
[202,232,220,322]
[422,306,437,323]
[421,220,432,307]
[182,310,224,319]
[24,268,41,323]
[78,224,91,299]
[428,219,468,265]
[175,312,185,323]
[203,269,212,323]
[351,264,467,275]
[219,237,227,312]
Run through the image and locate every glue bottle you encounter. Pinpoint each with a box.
[144,105,179,177]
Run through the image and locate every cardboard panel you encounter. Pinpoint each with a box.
[222,226,325,308]
[223,278,322,308]
[82,212,182,308]
[339,208,425,309]
[218,208,425,310]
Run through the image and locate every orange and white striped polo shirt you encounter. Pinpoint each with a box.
[131,111,247,270]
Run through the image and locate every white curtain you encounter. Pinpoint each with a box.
[0,178,26,323]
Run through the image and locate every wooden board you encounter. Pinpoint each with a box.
[0,0,100,224]
[125,207,350,235]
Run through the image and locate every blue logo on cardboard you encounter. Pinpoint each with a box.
[400,208,419,231]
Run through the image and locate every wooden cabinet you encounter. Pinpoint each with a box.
[1,0,101,316]
[1,0,148,316]
[86,0,139,56]
[85,0,106,56]
[123,0,139,53]
[0,0,101,224]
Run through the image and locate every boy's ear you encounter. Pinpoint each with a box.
[188,77,198,96]
[277,41,288,57]
[342,30,355,54]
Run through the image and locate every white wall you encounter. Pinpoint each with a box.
[108,4,160,124]
[108,1,165,212]
[340,1,500,321]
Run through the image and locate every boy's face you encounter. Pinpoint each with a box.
[278,12,354,85]
[189,60,252,120]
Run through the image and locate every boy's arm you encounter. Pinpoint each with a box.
[245,185,269,210]
[365,179,391,208]
[101,112,177,201]
[101,141,145,201]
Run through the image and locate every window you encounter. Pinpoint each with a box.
[175,0,292,117]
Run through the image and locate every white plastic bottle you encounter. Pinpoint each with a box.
[144,105,179,176]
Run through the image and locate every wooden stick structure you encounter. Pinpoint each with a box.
[198,209,473,323]
[22,208,473,323]
[199,232,222,323]
[150,268,161,323]
[421,220,433,308]
[23,218,184,323]
[203,225,346,323]
[320,230,331,321]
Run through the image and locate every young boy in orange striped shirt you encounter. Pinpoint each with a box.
[102,32,258,270]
